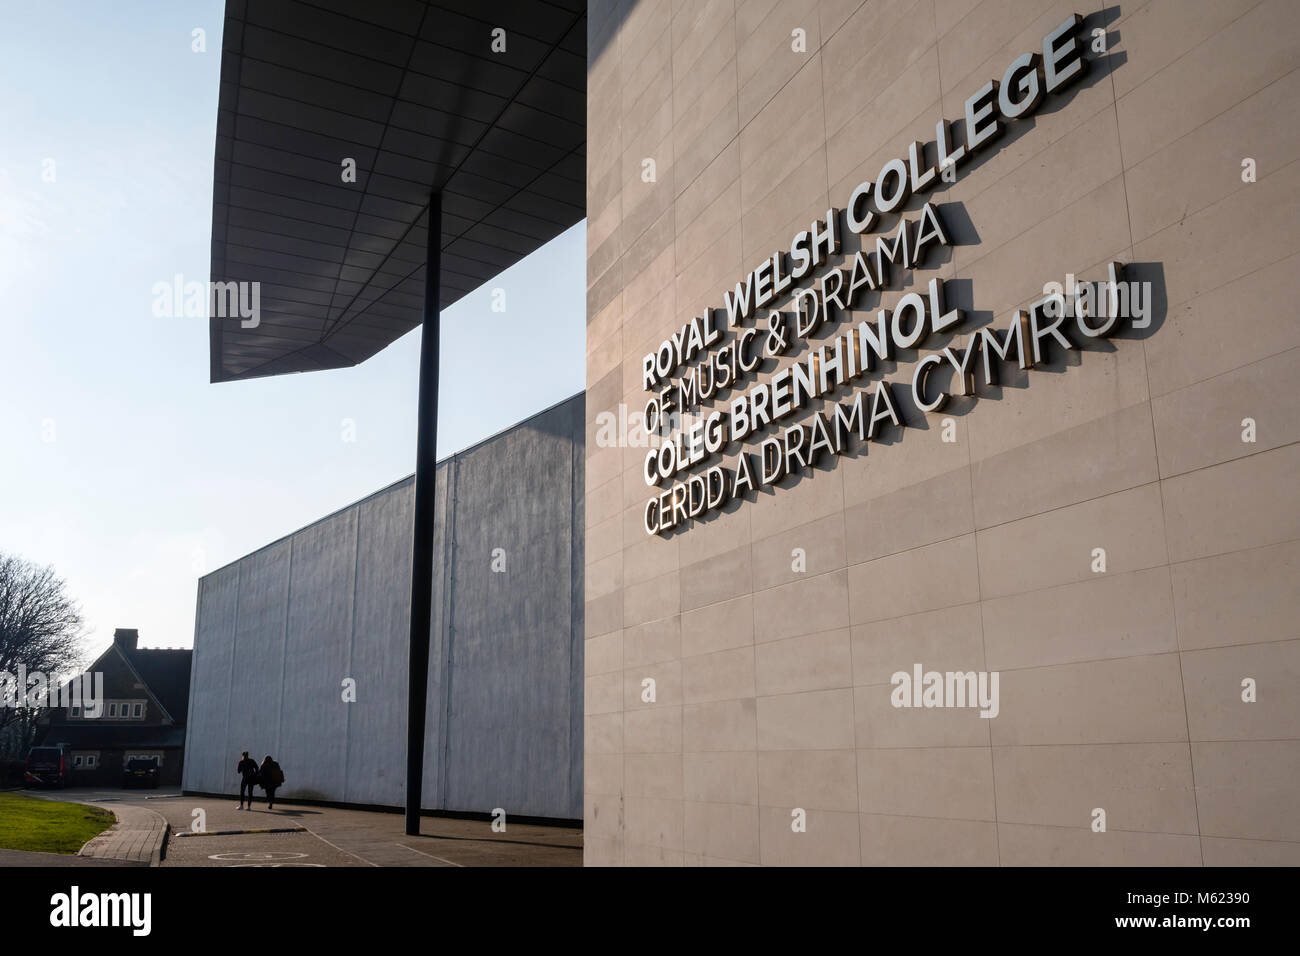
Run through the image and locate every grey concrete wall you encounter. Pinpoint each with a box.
[584,0,1300,864]
[184,393,585,820]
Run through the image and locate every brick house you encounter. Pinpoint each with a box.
[37,628,192,787]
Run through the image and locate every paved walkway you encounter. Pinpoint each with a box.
[23,791,170,866]
[0,848,144,867]
[31,789,583,867]
[76,800,169,865]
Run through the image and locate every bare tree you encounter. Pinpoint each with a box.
[0,553,85,749]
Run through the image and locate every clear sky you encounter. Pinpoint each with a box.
[0,2,586,662]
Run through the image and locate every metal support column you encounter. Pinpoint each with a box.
[406,192,442,835]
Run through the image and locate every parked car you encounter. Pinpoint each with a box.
[23,745,70,788]
[121,757,161,788]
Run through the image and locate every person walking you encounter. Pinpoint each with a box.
[259,754,284,810]
[236,751,259,809]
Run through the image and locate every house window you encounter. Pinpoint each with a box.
[132,702,143,718]
[73,755,83,768]
[108,703,118,718]
[85,754,97,768]
[70,705,81,718]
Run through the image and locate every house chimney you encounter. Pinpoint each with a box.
[113,628,139,651]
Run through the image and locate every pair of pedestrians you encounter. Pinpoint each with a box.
[236,751,285,810]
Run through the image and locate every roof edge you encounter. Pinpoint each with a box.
[199,389,585,580]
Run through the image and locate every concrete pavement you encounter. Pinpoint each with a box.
[163,829,370,867]
[24,788,582,867]
[77,800,169,865]
[0,848,144,867]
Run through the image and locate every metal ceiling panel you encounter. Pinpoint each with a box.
[209,0,586,383]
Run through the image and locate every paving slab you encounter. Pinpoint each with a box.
[158,793,582,866]
[76,801,168,866]
[161,829,369,868]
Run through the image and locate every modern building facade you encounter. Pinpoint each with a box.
[202,0,590,832]
[582,0,1300,865]
[183,394,584,819]
[191,0,1297,866]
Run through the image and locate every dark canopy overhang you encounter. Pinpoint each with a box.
[208,0,586,383]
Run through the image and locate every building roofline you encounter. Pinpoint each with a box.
[199,389,584,580]
[53,642,180,724]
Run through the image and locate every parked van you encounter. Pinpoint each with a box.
[23,745,70,788]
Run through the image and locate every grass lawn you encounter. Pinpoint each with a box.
[0,792,117,854]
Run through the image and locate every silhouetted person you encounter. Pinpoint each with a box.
[259,754,283,810]
[236,751,259,809]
